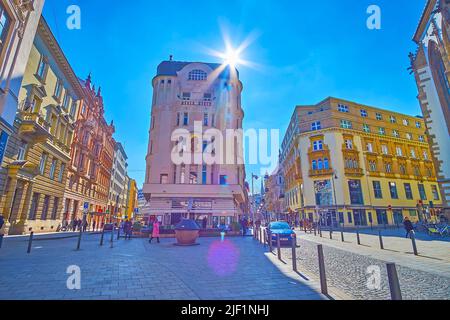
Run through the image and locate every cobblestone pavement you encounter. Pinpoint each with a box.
[0,234,325,300]
[278,235,450,300]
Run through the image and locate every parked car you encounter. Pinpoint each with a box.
[266,221,296,246]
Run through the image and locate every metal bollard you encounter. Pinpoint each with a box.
[329,229,333,240]
[27,232,34,254]
[76,228,82,250]
[314,225,317,236]
[319,225,323,238]
[259,228,262,244]
[100,229,105,246]
[386,263,402,300]
[410,231,418,256]
[276,234,281,261]
[291,236,297,272]
[110,228,114,248]
[356,226,361,245]
[379,230,384,250]
[317,245,328,295]
[268,230,273,252]
[341,227,345,242]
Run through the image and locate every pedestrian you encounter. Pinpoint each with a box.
[149,219,160,244]
[241,218,248,237]
[403,217,414,238]
[124,220,133,240]
[0,214,5,248]
[82,219,88,232]
[92,220,96,232]
[202,217,207,230]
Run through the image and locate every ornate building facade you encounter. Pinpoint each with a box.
[62,74,115,226]
[280,97,443,227]
[0,17,82,234]
[410,0,450,218]
[263,166,285,222]
[143,59,247,227]
[0,0,44,167]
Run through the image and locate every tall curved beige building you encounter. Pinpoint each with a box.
[143,59,247,227]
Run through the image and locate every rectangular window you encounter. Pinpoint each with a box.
[415,121,422,129]
[51,198,59,220]
[39,153,48,175]
[376,113,382,121]
[338,104,349,113]
[381,145,389,155]
[203,113,209,126]
[202,165,207,185]
[348,180,364,205]
[390,116,397,123]
[389,182,399,199]
[313,140,323,151]
[418,184,427,200]
[37,56,47,79]
[203,93,212,101]
[360,110,368,117]
[403,119,409,126]
[182,92,191,101]
[17,141,27,161]
[378,127,386,135]
[183,113,189,126]
[28,193,40,220]
[393,130,400,138]
[54,80,63,99]
[366,142,373,153]
[160,174,168,184]
[220,175,228,185]
[59,164,65,183]
[62,92,70,109]
[49,159,57,179]
[432,185,440,200]
[70,101,77,118]
[41,195,50,221]
[404,183,413,200]
[347,212,353,224]
[373,181,383,199]
[363,124,370,133]
[340,120,352,129]
[311,121,321,131]
[0,5,11,54]
[419,135,425,142]
[345,139,353,150]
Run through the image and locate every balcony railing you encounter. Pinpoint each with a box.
[344,167,364,176]
[309,168,334,177]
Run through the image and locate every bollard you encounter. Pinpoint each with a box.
[341,227,345,242]
[259,227,262,244]
[268,230,273,252]
[276,233,281,261]
[314,225,317,236]
[263,229,267,248]
[27,232,34,254]
[329,229,333,240]
[110,227,114,248]
[100,229,105,246]
[317,245,328,295]
[379,230,384,250]
[291,236,297,272]
[410,231,418,256]
[319,225,323,238]
[76,228,82,250]
[356,226,361,245]
[386,263,402,300]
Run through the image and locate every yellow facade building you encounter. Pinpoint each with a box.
[125,178,138,221]
[281,97,443,228]
[0,17,82,234]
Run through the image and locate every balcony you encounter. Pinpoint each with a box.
[17,103,52,142]
[309,168,334,177]
[344,167,364,177]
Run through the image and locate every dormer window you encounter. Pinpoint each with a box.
[188,69,207,81]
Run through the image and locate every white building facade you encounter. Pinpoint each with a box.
[143,59,247,227]
[108,142,128,219]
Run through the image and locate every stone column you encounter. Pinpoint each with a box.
[12,181,34,235]
[3,177,18,222]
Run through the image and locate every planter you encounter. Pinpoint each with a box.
[174,219,200,246]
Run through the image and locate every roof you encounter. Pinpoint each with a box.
[156,60,239,79]
[413,0,437,44]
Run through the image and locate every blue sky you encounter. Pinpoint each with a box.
[44,0,426,188]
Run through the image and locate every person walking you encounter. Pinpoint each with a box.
[241,217,248,237]
[124,220,133,240]
[202,217,207,230]
[403,217,414,238]
[92,220,96,232]
[149,219,160,244]
[0,214,5,248]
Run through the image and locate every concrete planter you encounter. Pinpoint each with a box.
[174,219,200,246]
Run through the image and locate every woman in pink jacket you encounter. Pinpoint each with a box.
[149,219,160,244]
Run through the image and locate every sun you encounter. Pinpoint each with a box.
[223,47,242,69]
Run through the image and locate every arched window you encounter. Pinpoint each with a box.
[312,160,317,170]
[324,158,329,170]
[188,69,207,81]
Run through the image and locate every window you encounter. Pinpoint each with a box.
[311,121,321,131]
[404,183,413,200]
[410,149,416,158]
[406,133,412,140]
[369,160,377,172]
[17,141,27,161]
[378,127,386,135]
[203,113,209,126]
[202,165,207,185]
[422,151,429,160]
[403,119,409,126]
[188,69,207,81]
[419,135,425,142]
[37,56,47,79]
[415,121,422,129]
[363,124,370,133]
[399,164,407,175]
[395,146,403,157]
[432,185,440,200]
[413,166,420,176]
[220,175,228,185]
[182,92,191,101]
[317,159,323,170]
[345,139,353,149]
[418,184,427,200]
[41,195,50,221]
[348,180,364,205]
[381,144,389,155]
[373,181,383,199]
[160,174,168,184]
[312,160,317,170]
[63,92,70,109]
[389,182,399,199]
[183,112,189,126]
[59,164,65,183]
[39,153,48,175]
[313,140,323,151]
[338,104,349,113]
[366,142,373,153]
[203,93,212,101]
[70,101,77,118]
[376,113,382,121]
[54,80,63,99]
[390,116,397,124]
[385,163,392,173]
[393,130,400,138]
[29,193,40,220]
[340,120,352,129]
[189,171,198,184]
[0,5,11,54]
[51,198,59,220]
[49,159,57,180]
[360,110,368,117]
[323,158,330,169]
